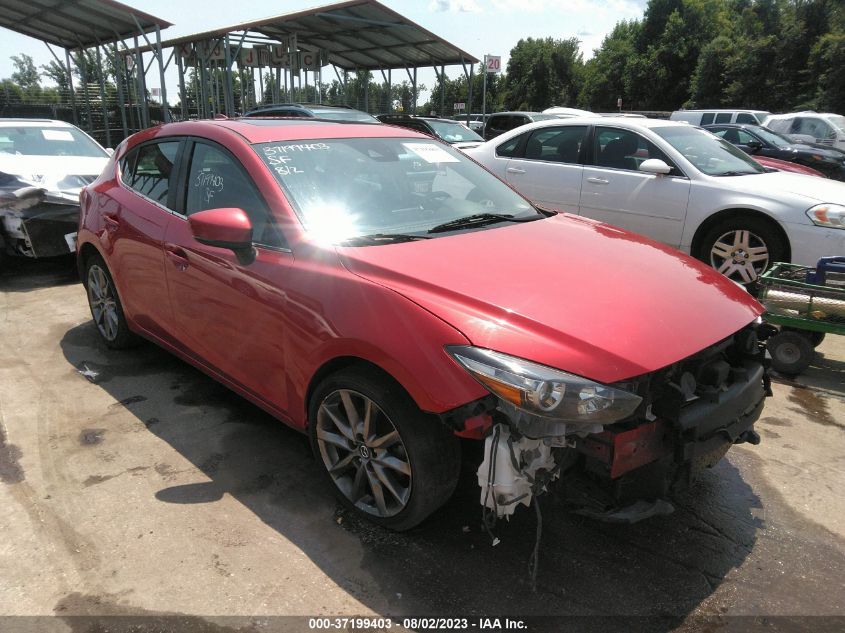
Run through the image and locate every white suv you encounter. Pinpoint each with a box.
[764,112,845,152]
[465,117,845,284]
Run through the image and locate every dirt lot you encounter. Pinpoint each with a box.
[2,256,844,633]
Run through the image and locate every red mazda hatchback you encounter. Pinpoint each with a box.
[77,118,768,530]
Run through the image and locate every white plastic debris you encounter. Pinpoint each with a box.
[477,424,558,518]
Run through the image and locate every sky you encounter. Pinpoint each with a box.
[0,0,648,105]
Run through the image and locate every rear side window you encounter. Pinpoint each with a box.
[522,126,587,164]
[185,142,285,248]
[495,132,528,157]
[125,141,180,207]
[715,113,732,123]
[736,113,756,124]
[700,113,715,125]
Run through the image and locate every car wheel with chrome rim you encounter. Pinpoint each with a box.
[309,366,460,530]
[696,215,788,285]
[84,254,138,349]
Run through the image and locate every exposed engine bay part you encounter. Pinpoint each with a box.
[0,172,85,261]
[478,424,560,518]
[473,322,769,526]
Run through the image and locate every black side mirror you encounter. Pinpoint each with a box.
[746,140,763,153]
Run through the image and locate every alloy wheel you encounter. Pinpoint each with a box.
[710,229,769,283]
[87,264,119,342]
[315,389,412,518]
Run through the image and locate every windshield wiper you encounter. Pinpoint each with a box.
[339,232,431,246]
[716,170,761,176]
[428,213,542,234]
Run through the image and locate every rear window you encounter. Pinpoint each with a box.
[0,125,106,157]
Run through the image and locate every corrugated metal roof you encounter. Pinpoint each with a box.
[0,0,172,49]
[139,0,478,69]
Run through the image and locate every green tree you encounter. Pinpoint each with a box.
[504,37,583,110]
[11,54,40,92]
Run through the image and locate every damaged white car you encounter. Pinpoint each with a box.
[0,119,109,263]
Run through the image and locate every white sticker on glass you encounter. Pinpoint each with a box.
[402,143,460,163]
[42,129,75,141]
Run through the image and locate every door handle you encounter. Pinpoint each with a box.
[507,167,526,174]
[164,244,189,271]
[587,177,610,185]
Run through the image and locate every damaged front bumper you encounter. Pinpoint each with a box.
[1,177,82,260]
[445,323,769,523]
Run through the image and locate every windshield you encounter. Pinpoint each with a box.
[426,120,483,143]
[653,126,765,176]
[754,126,792,147]
[255,137,537,243]
[0,125,107,157]
[829,115,845,133]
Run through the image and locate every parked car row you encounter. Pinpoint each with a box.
[671,109,845,152]
[7,101,841,532]
[464,116,845,285]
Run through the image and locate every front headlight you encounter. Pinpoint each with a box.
[807,203,845,229]
[447,346,642,425]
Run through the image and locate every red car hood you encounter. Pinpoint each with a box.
[337,214,763,384]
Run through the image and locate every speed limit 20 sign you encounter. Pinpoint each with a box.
[484,55,502,74]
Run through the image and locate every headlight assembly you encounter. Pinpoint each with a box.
[447,346,642,428]
[807,203,845,229]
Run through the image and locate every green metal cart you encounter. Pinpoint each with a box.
[758,259,845,375]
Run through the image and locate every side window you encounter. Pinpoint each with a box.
[119,148,137,186]
[521,126,587,164]
[736,130,757,144]
[700,112,715,125]
[797,117,833,139]
[495,132,528,158]
[594,127,679,174]
[736,113,756,124]
[185,142,284,248]
[715,112,732,123]
[489,116,508,133]
[127,141,179,207]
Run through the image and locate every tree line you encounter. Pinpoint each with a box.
[423,0,844,116]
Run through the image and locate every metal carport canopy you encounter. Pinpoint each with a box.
[146,0,479,70]
[0,0,172,49]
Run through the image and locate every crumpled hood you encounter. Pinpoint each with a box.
[338,214,763,384]
[720,171,845,203]
[0,155,107,195]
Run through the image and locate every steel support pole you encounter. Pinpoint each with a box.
[176,54,187,120]
[412,67,417,113]
[387,69,391,112]
[154,26,170,123]
[482,58,487,121]
[94,44,111,147]
[440,65,445,116]
[134,36,148,128]
[223,34,234,116]
[77,50,94,136]
[363,71,368,112]
[64,49,78,126]
[111,44,128,136]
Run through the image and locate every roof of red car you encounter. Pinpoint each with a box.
[161,118,426,144]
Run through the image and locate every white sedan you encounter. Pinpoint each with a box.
[465,117,845,283]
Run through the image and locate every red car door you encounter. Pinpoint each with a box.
[162,139,295,411]
[108,139,182,340]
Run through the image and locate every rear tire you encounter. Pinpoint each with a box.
[767,331,814,375]
[84,253,139,349]
[308,365,460,531]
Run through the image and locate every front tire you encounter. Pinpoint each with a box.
[696,215,787,285]
[84,254,139,349]
[308,366,460,531]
